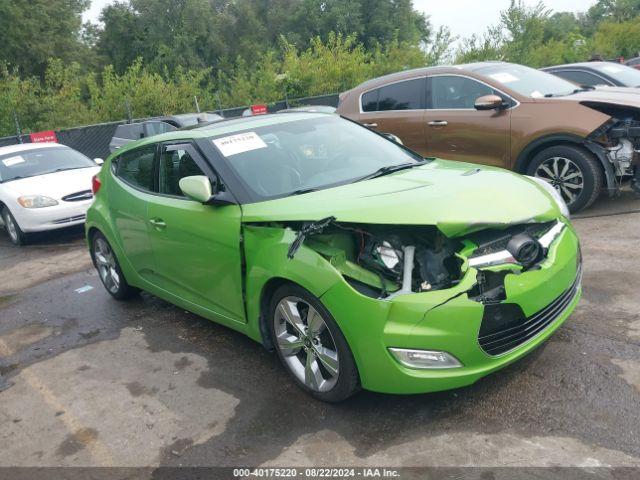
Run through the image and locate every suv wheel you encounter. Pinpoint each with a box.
[527,145,603,213]
[2,207,26,246]
[268,284,360,402]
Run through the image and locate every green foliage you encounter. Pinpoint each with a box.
[456,0,640,67]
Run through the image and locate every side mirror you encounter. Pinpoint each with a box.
[94,158,104,166]
[179,175,213,203]
[474,94,505,111]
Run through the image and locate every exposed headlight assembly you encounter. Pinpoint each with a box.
[528,176,570,218]
[17,195,58,208]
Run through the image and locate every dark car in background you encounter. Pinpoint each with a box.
[542,62,640,88]
[337,61,640,212]
[109,113,223,153]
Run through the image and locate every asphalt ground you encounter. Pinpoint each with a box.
[0,190,639,478]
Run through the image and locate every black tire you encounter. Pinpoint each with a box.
[526,145,603,213]
[90,231,138,300]
[2,207,27,246]
[268,283,360,402]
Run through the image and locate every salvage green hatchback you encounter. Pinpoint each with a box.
[86,112,581,402]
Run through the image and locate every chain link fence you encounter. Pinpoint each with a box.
[0,93,340,159]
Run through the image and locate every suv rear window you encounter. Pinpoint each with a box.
[361,78,424,112]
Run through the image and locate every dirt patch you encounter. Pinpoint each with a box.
[55,428,99,458]
[0,324,52,353]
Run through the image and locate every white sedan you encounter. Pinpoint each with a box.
[0,143,102,245]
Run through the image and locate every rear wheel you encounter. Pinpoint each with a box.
[269,284,360,402]
[527,145,603,213]
[91,232,138,300]
[2,207,26,246]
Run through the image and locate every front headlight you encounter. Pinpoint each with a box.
[17,195,59,208]
[528,176,570,218]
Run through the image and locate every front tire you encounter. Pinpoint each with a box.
[2,207,26,246]
[527,145,603,213]
[269,284,360,402]
[91,232,138,300]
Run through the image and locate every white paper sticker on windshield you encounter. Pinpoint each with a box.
[602,65,623,73]
[531,90,543,98]
[489,72,519,84]
[2,155,25,167]
[212,132,267,157]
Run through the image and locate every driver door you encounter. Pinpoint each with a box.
[146,142,246,323]
[424,75,511,167]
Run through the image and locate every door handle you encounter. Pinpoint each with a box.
[149,218,166,230]
[363,122,378,128]
[428,120,448,127]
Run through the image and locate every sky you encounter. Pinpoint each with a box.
[83,0,598,41]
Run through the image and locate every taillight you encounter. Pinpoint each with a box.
[92,175,101,195]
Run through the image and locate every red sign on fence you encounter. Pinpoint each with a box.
[30,130,58,143]
[250,104,268,115]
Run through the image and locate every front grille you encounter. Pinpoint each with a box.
[62,190,93,202]
[470,222,555,258]
[52,214,86,225]
[478,267,581,356]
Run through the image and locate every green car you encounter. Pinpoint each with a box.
[86,112,581,402]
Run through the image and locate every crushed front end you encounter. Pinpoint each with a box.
[294,217,581,394]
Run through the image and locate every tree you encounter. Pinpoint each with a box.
[0,0,90,77]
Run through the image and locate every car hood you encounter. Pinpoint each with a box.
[554,89,640,109]
[240,159,560,237]
[2,167,100,200]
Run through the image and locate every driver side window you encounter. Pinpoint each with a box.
[429,76,496,109]
[158,146,205,197]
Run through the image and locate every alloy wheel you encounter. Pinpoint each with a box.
[273,296,339,392]
[94,237,121,294]
[535,156,584,205]
[4,213,18,243]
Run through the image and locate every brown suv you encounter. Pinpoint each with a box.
[337,61,640,212]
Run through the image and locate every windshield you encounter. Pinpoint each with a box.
[209,115,424,201]
[590,63,640,87]
[476,63,579,98]
[0,146,96,183]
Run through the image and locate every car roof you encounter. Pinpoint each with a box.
[351,61,510,90]
[0,142,66,156]
[541,61,617,71]
[111,112,327,156]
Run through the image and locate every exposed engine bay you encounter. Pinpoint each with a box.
[284,217,564,301]
[585,103,640,192]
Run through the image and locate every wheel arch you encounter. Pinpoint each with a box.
[515,134,616,194]
[257,277,296,351]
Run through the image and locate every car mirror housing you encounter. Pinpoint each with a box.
[474,95,505,111]
[179,175,213,203]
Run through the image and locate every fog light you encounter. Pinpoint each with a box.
[389,348,463,369]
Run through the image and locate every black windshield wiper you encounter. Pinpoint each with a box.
[45,167,87,174]
[356,160,427,182]
[289,187,319,196]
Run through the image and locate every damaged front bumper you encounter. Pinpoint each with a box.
[318,221,581,394]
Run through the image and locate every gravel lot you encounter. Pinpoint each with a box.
[0,191,639,476]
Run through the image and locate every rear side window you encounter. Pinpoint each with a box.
[553,70,611,87]
[113,144,156,191]
[429,76,496,109]
[361,78,424,112]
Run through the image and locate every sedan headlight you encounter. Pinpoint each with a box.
[528,176,570,218]
[17,195,59,208]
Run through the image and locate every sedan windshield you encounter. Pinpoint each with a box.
[0,146,96,183]
[589,62,640,87]
[476,63,579,98]
[209,115,425,201]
